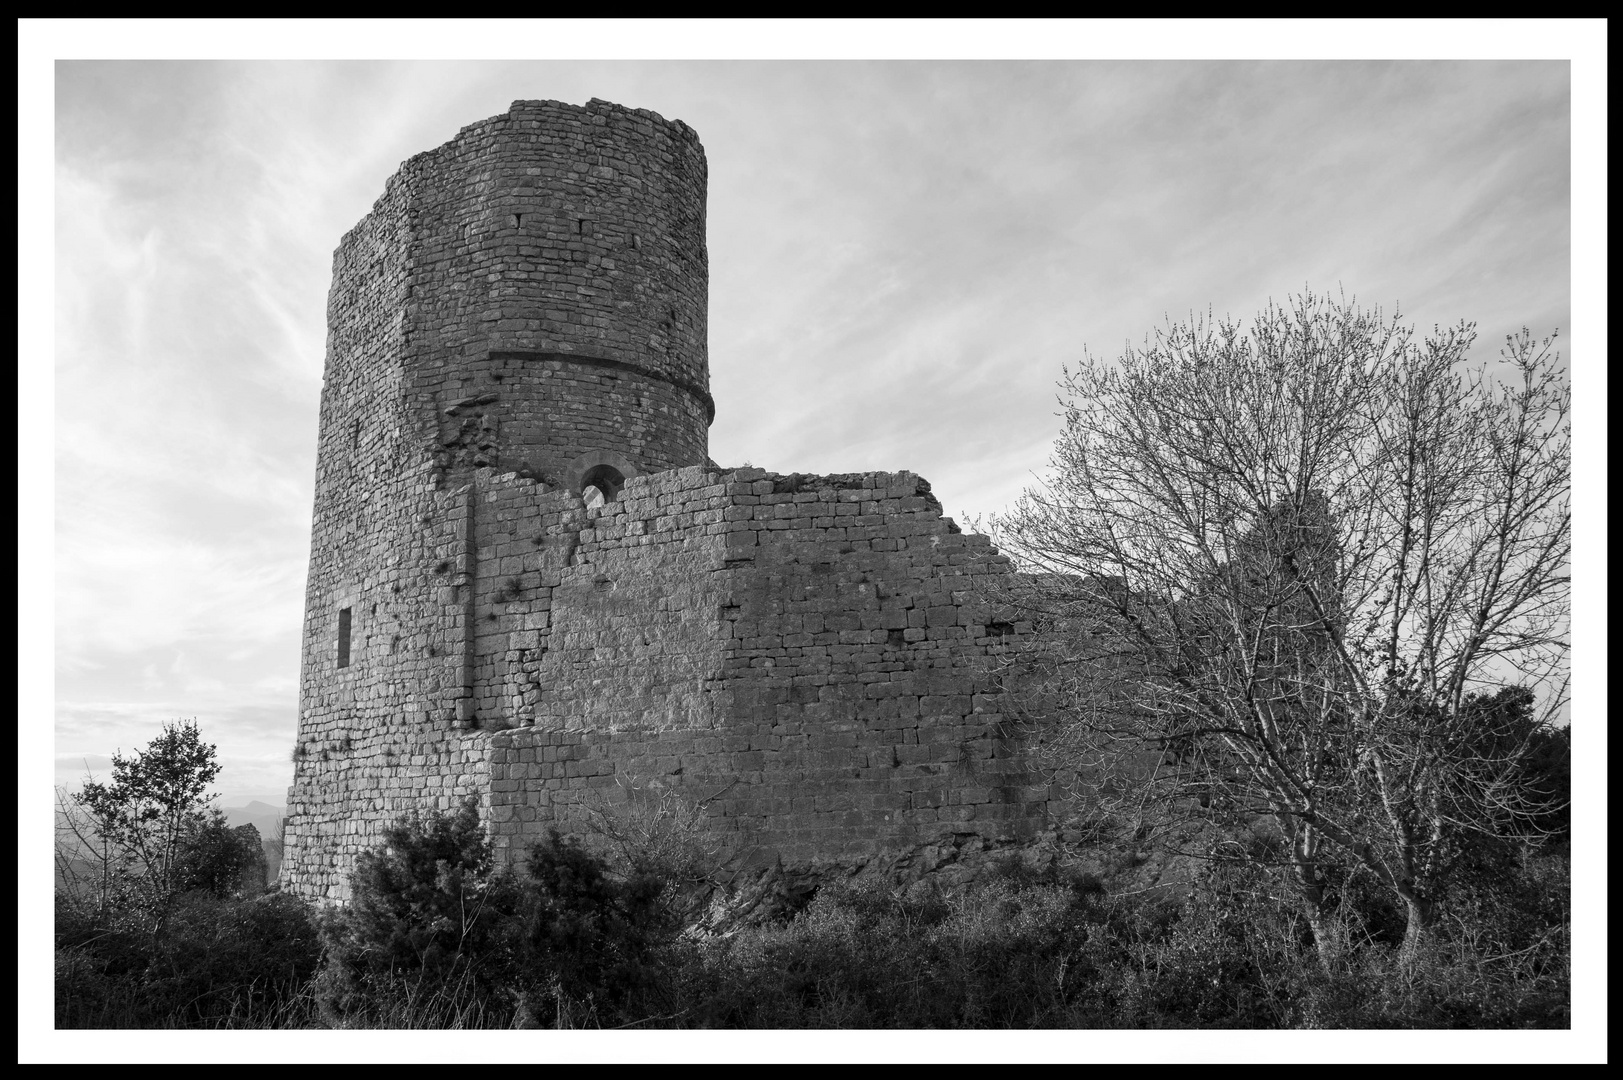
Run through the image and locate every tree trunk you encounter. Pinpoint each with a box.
[1290,859,1339,974]
[1302,896,1339,976]
[1288,821,1339,974]
[1399,893,1432,971]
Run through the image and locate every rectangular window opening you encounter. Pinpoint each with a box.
[337,606,352,668]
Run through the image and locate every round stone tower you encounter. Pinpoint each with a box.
[409,97,711,492]
[284,99,711,898]
[315,97,709,526]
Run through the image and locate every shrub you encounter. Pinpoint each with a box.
[66,795,1559,1030]
[55,892,321,1028]
[688,872,1108,1028]
[512,827,682,1012]
[314,805,695,1027]
[175,814,268,898]
[315,799,522,1024]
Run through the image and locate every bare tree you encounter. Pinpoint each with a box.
[994,292,1569,969]
[55,780,123,921]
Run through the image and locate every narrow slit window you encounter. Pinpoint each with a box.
[337,607,352,668]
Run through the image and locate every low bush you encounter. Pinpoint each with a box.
[55,891,321,1028]
[313,804,699,1028]
[313,799,521,1025]
[509,827,692,1022]
[56,800,1568,1029]
[687,873,1107,1028]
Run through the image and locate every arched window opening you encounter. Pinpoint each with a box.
[580,463,625,507]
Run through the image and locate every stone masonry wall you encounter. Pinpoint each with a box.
[473,465,1051,870]
[400,98,712,489]
[284,100,716,900]
[281,466,492,900]
[282,131,443,901]
[286,456,1056,898]
[282,100,1067,901]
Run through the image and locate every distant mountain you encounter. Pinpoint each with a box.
[220,801,284,839]
[236,800,284,817]
[219,802,287,886]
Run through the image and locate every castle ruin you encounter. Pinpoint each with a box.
[280,99,1057,900]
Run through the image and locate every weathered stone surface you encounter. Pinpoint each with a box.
[281,100,1062,902]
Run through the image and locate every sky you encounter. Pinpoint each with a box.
[25,20,1608,1065]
